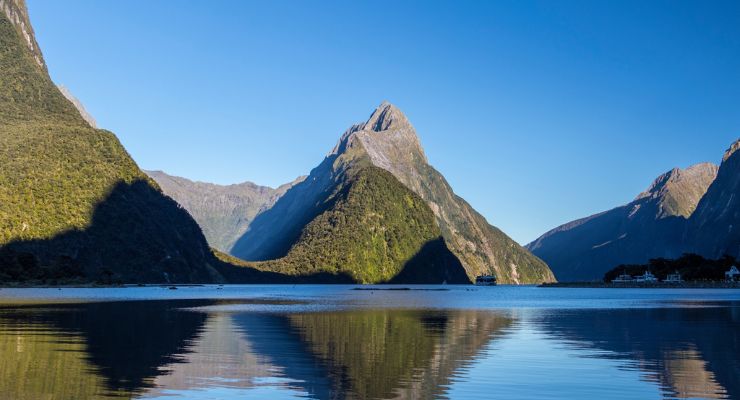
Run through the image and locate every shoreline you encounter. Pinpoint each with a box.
[0,283,209,289]
[539,281,740,289]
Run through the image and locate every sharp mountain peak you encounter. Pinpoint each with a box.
[331,101,428,168]
[364,101,411,132]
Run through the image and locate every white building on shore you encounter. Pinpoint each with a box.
[635,271,658,283]
[726,266,739,282]
[664,271,683,283]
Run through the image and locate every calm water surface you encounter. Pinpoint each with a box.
[0,285,738,400]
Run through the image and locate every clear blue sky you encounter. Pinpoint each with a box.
[28,0,740,244]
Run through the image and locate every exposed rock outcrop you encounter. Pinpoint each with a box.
[0,0,44,70]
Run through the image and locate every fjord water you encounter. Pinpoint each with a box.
[0,286,738,400]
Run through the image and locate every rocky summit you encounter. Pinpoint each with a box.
[232,102,555,284]
[634,163,719,219]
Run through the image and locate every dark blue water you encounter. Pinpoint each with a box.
[0,285,738,399]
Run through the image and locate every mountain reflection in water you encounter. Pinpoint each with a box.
[0,296,737,399]
[533,305,740,399]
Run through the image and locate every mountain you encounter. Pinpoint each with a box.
[0,1,224,283]
[279,310,511,399]
[232,102,555,284]
[227,137,468,283]
[688,139,740,258]
[527,162,719,281]
[145,170,301,253]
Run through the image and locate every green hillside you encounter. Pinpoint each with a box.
[0,5,222,283]
[252,165,469,283]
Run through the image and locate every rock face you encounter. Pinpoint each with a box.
[635,163,720,219]
[527,163,719,282]
[0,0,44,70]
[0,3,224,283]
[145,170,300,253]
[688,140,740,258]
[233,102,555,284]
[57,85,97,128]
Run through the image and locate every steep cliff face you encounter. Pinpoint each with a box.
[688,139,740,258]
[0,0,45,71]
[528,163,718,281]
[146,170,301,253]
[0,3,223,283]
[233,102,554,284]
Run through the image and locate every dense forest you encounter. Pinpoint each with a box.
[0,6,224,284]
[223,165,470,284]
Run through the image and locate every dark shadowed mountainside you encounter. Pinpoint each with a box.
[688,139,740,258]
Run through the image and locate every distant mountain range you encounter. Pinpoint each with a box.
[145,171,302,253]
[9,0,738,285]
[528,142,740,281]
